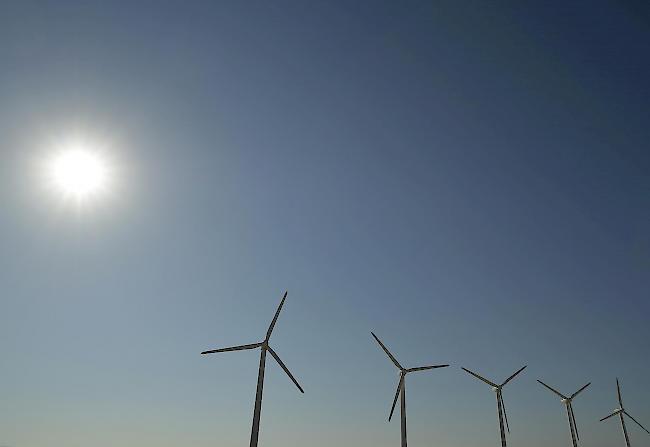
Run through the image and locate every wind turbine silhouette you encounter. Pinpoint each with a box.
[201,291,304,447]
[537,379,590,447]
[600,378,649,447]
[462,365,527,447]
[371,332,449,447]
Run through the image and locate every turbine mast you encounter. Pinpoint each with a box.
[566,403,578,447]
[401,379,407,447]
[250,346,267,447]
[620,412,631,447]
[496,391,507,447]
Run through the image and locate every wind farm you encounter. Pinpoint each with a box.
[197,308,648,447]
[2,2,649,447]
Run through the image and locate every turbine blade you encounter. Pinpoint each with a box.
[624,411,650,435]
[201,342,262,355]
[501,365,527,387]
[570,403,579,440]
[266,291,288,341]
[407,364,449,373]
[500,391,510,433]
[388,375,403,422]
[570,382,591,400]
[371,332,402,370]
[267,346,304,393]
[616,378,624,407]
[600,410,619,422]
[537,380,567,400]
[461,367,498,388]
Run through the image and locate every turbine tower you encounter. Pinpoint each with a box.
[371,332,449,447]
[537,379,591,447]
[599,378,649,447]
[201,291,304,447]
[461,365,527,447]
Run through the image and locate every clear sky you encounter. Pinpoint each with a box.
[0,1,649,447]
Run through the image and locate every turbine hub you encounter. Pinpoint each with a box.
[492,387,499,393]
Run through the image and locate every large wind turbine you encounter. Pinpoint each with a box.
[600,378,649,447]
[537,379,590,447]
[462,365,527,447]
[201,291,304,447]
[371,332,449,447]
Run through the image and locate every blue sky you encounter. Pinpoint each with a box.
[0,1,648,447]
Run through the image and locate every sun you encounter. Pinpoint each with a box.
[47,145,110,202]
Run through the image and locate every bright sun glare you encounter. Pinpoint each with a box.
[48,146,110,202]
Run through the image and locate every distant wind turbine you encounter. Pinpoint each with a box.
[462,365,527,447]
[599,378,649,447]
[201,291,304,447]
[371,332,449,447]
[537,379,590,447]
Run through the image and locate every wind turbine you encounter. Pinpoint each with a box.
[600,378,649,447]
[461,365,527,447]
[371,332,449,447]
[537,379,591,447]
[201,291,304,447]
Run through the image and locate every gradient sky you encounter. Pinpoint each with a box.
[1,1,649,447]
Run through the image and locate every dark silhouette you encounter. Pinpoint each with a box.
[201,291,304,447]
[461,365,527,447]
[537,379,591,447]
[371,332,449,447]
[599,378,649,447]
